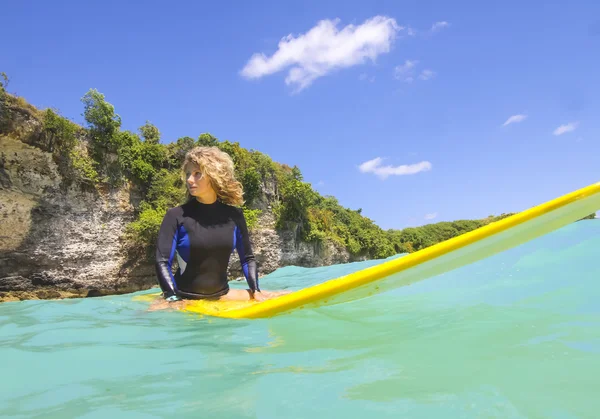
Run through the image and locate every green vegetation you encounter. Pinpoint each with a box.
[243,208,262,230]
[0,72,8,111]
[1,77,100,185]
[2,77,595,261]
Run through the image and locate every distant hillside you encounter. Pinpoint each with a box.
[0,81,516,257]
[1,72,595,302]
[1,73,594,260]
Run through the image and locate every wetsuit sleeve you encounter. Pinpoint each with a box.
[155,208,179,299]
[234,208,260,292]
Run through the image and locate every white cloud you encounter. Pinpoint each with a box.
[394,59,418,82]
[431,21,449,32]
[395,60,435,82]
[503,114,528,126]
[240,16,403,92]
[424,212,438,220]
[553,122,579,136]
[419,69,435,80]
[358,157,432,180]
[407,21,449,38]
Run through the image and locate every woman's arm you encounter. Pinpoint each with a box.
[155,208,180,299]
[233,208,260,293]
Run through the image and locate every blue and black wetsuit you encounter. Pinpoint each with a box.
[155,198,259,300]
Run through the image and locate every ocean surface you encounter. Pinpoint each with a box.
[2,220,600,418]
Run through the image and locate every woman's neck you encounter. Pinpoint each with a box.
[195,190,217,204]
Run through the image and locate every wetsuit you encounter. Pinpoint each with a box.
[155,198,259,300]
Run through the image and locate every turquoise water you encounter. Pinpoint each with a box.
[2,220,600,418]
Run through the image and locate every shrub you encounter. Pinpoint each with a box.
[243,207,262,231]
[69,146,99,184]
[126,204,166,246]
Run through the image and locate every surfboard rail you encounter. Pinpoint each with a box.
[180,181,600,319]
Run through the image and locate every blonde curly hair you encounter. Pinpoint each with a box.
[182,146,244,206]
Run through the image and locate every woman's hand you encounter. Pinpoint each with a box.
[252,291,268,302]
[148,299,187,311]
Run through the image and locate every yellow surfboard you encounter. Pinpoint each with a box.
[136,181,600,319]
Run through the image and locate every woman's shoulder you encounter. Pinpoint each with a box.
[218,202,245,217]
[164,203,188,217]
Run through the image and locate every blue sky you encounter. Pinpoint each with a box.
[3,0,599,229]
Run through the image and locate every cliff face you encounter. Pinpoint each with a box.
[0,133,145,301]
[228,210,352,281]
[0,99,351,302]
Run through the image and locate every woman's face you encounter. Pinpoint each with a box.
[185,163,213,197]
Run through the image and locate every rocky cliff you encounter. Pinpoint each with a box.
[0,96,352,302]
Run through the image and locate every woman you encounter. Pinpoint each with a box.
[151,146,287,311]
